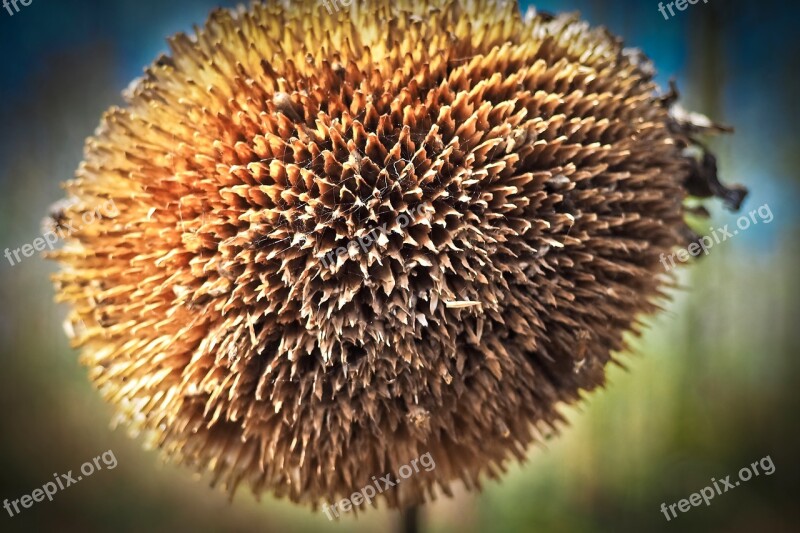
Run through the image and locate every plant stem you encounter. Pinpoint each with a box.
[399,505,420,533]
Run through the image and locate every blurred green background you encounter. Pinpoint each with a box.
[1,0,798,531]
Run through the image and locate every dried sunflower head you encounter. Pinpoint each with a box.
[48,0,745,510]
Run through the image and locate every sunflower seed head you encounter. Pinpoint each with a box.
[47,0,745,509]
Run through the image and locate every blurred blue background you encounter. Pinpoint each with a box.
[1,0,798,531]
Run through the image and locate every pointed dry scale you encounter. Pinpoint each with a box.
[48,0,745,510]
